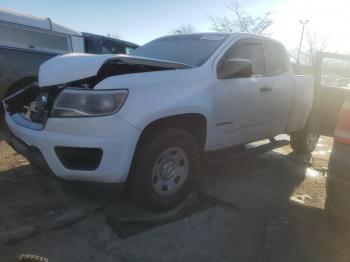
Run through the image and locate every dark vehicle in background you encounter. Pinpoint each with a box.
[0,8,138,107]
[83,33,137,55]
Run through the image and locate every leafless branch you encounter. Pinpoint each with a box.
[171,24,196,35]
[210,1,273,35]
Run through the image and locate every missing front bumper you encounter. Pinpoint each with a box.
[6,134,53,175]
[3,84,41,115]
[3,84,59,128]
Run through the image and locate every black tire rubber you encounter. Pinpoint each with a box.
[290,113,320,154]
[127,128,200,211]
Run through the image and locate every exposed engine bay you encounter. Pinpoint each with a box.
[3,56,188,127]
[3,85,55,125]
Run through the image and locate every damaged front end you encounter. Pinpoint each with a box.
[3,84,59,130]
[3,54,192,130]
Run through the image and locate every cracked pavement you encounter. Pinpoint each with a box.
[1,134,349,262]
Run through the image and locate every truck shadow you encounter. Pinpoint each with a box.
[0,140,349,261]
[198,144,347,261]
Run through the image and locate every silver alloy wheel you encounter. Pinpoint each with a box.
[151,147,189,197]
[307,132,319,150]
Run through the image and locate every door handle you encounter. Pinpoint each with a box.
[260,86,273,92]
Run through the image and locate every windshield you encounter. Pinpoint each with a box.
[131,34,229,67]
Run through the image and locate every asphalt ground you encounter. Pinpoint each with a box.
[1,134,348,262]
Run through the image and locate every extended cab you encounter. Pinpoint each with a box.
[3,33,318,209]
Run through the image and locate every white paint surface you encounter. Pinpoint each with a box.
[7,33,314,183]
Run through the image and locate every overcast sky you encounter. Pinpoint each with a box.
[1,0,349,53]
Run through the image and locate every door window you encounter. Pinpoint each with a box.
[225,41,266,76]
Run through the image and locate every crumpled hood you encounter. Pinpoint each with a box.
[39,53,193,87]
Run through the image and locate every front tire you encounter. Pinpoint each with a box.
[127,128,200,210]
[290,113,320,154]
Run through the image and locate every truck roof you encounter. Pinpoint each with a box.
[157,32,284,46]
[0,8,82,36]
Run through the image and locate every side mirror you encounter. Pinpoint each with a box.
[218,58,254,79]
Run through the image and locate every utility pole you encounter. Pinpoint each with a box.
[297,19,309,73]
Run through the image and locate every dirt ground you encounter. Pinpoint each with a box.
[0,132,349,262]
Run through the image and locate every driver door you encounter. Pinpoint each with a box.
[213,39,274,148]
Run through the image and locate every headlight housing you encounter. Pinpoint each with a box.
[51,89,128,117]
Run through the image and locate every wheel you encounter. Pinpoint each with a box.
[127,128,200,210]
[290,113,320,154]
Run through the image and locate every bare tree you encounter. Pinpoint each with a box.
[305,32,328,67]
[171,24,196,35]
[209,1,273,34]
[289,32,329,74]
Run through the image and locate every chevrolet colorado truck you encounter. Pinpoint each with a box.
[3,33,318,209]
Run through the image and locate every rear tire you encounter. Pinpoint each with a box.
[290,113,320,154]
[127,128,200,211]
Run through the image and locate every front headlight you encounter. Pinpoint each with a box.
[51,89,128,117]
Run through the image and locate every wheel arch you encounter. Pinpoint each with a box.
[4,76,38,98]
[135,113,208,152]
[126,114,206,209]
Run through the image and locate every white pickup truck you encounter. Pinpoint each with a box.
[3,33,318,210]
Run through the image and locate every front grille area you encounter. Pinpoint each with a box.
[55,146,103,171]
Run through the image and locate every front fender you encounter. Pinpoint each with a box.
[120,107,213,152]
[94,65,216,149]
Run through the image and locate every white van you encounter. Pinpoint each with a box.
[0,8,138,105]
